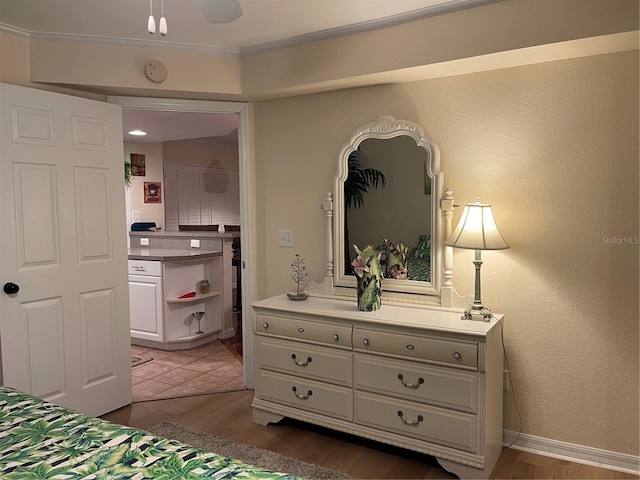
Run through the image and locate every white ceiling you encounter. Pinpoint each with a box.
[0,0,491,53]
[121,109,239,144]
[0,0,494,143]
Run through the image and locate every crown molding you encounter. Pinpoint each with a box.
[0,0,502,57]
[239,0,502,54]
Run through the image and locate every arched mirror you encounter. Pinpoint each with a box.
[331,116,446,304]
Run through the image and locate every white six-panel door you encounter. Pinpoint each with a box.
[0,83,132,416]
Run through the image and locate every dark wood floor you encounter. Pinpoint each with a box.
[101,389,637,479]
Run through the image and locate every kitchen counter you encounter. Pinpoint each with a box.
[128,248,222,262]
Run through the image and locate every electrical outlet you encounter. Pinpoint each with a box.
[503,369,510,391]
[140,237,149,246]
[190,239,200,248]
[132,210,140,223]
[278,230,294,247]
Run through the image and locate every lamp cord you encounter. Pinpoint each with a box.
[497,318,523,448]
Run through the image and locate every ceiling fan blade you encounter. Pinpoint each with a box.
[197,0,243,24]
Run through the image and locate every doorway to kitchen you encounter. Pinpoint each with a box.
[109,96,254,400]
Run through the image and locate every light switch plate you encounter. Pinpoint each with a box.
[278,230,294,247]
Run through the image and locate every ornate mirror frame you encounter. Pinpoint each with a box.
[319,116,461,307]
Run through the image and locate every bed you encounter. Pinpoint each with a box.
[0,386,301,479]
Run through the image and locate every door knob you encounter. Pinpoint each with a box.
[3,282,19,295]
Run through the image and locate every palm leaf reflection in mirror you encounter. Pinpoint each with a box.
[344,147,386,272]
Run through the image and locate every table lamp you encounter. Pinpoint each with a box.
[445,198,509,320]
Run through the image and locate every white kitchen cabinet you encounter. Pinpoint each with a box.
[128,260,164,343]
[128,252,225,350]
[252,294,504,479]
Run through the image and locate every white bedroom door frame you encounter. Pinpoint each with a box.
[108,96,255,388]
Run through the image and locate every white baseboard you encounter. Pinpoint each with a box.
[503,430,640,475]
[218,328,236,340]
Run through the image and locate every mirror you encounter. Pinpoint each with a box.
[332,116,444,302]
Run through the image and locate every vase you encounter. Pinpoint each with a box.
[353,244,382,311]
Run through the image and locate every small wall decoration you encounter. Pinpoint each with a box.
[130,153,146,176]
[144,182,161,203]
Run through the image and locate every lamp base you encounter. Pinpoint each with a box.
[462,306,494,322]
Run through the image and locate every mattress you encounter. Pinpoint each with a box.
[0,386,300,479]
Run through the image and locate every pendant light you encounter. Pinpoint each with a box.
[148,0,167,36]
[159,0,167,36]
[147,0,156,34]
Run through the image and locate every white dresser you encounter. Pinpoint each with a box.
[252,294,503,479]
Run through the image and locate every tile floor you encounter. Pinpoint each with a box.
[131,340,245,402]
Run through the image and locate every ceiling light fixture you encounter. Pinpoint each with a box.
[148,0,167,36]
[128,130,148,136]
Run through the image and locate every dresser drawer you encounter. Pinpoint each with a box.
[353,327,477,369]
[256,314,352,348]
[257,370,353,421]
[355,392,477,452]
[257,337,352,387]
[355,355,477,413]
[128,260,162,276]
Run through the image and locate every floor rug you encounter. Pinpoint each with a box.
[131,355,153,368]
[147,421,352,479]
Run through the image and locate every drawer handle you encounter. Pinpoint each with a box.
[297,327,305,333]
[406,344,415,351]
[291,354,312,367]
[397,373,424,389]
[332,334,339,342]
[263,322,269,329]
[362,338,370,346]
[453,352,461,360]
[132,266,145,271]
[292,386,312,400]
[397,411,423,426]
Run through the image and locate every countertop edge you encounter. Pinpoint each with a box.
[128,249,222,261]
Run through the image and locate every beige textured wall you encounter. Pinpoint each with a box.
[163,140,239,170]
[124,142,165,228]
[0,32,104,100]
[254,51,639,455]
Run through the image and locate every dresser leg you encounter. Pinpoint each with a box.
[252,407,285,426]
[436,458,485,479]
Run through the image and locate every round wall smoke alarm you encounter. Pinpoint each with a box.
[145,61,168,83]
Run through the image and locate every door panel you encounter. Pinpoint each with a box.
[14,163,60,267]
[0,82,131,417]
[21,297,66,399]
[80,288,117,385]
[75,167,112,260]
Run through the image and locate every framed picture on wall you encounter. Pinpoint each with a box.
[144,182,161,203]
[130,153,146,176]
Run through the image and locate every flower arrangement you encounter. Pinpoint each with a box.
[352,244,382,311]
[385,239,409,279]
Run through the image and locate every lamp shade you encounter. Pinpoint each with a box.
[445,200,509,250]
